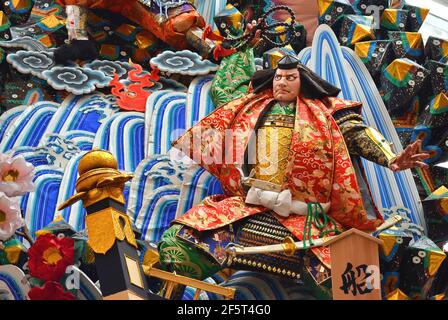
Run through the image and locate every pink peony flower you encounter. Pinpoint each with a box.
[0,192,24,241]
[0,154,35,197]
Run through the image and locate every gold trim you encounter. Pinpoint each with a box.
[86,207,138,254]
[124,254,145,289]
[365,127,396,162]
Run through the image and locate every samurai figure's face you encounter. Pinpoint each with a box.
[273,68,301,105]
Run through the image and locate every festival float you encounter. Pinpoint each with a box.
[0,0,447,301]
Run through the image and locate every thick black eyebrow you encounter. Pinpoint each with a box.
[275,72,300,76]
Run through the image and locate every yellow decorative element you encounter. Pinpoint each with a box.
[124,255,145,288]
[365,127,396,162]
[0,11,8,26]
[85,207,137,254]
[433,93,448,112]
[135,30,156,49]
[78,149,118,175]
[254,125,294,185]
[381,9,398,25]
[58,150,133,210]
[405,32,423,49]
[318,0,333,17]
[264,46,295,69]
[282,236,296,256]
[83,244,95,264]
[40,15,65,29]
[116,24,137,37]
[433,186,448,196]
[385,59,415,82]
[38,34,56,48]
[352,24,375,44]
[34,229,51,238]
[428,250,446,277]
[144,267,236,299]
[419,7,430,22]
[12,0,29,9]
[432,293,445,300]
[142,247,160,270]
[354,41,371,59]
[0,210,5,223]
[43,247,63,265]
[379,233,397,257]
[441,198,448,213]
[5,246,22,264]
[2,169,19,182]
[386,288,410,300]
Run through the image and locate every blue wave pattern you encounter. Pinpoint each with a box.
[128,155,187,242]
[145,91,187,156]
[0,101,58,153]
[0,265,30,300]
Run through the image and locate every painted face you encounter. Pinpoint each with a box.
[273,68,301,104]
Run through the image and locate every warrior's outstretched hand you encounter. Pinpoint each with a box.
[389,139,430,172]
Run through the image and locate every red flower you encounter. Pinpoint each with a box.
[28,281,76,300]
[28,233,74,281]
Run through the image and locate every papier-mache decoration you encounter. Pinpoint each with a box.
[6,50,55,78]
[421,186,448,245]
[388,31,425,64]
[351,0,388,15]
[0,265,31,300]
[0,192,24,241]
[28,281,76,300]
[4,43,157,95]
[380,9,408,31]
[213,3,245,37]
[1,0,33,26]
[355,40,395,82]
[42,66,111,95]
[403,3,430,33]
[150,50,219,76]
[380,58,430,115]
[109,63,161,112]
[27,233,75,282]
[425,36,448,63]
[399,236,446,299]
[0,10,12,41]
[0,35,50,51]
[263,45,296,70]
[419,60,448,107]
[338,14,375,47]
[0,153,35,197]
[317,0,355,29]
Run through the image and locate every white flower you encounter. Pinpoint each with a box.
[0,154,35,197]
[0,192,24,241]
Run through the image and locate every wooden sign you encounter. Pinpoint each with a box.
[326,229,383,300]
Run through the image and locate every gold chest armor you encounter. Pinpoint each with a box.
[252,112,295,186]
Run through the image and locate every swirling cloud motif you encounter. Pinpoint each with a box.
[42,66,111,95]
[7,50,55,78]
[0,36,51,52]
[150,50,218,76]
[83,60,130,80]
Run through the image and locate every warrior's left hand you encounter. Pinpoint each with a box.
[389,139,430,172]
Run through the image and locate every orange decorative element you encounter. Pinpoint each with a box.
[172,91,384,268]
[109,64,160,112]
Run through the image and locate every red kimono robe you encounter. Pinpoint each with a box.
[171,89,384,268]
